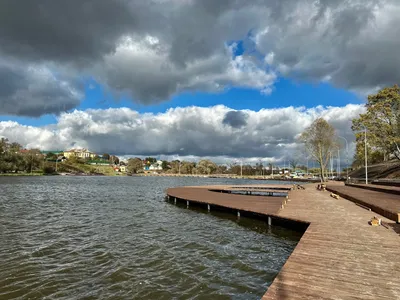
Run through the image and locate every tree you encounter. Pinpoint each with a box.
[297,165,307,171]
[102,153,110,160]
[216,165,228,174]
[0,139,44,174]
[168,160,180,173]
[127,158,143,174]
[255,162,264,175]
[161,160,169,171]
[180,161,195,174]
[145,157,157,165]
[352,85,400,160]
[289,159,298,170]
[196,159,217,175]
[22,149,42,173]
[300,118,337,182]
[352,141,385,168]
[242,164,256,176]
[110,155,119,165]
[46,152,57,160]
[228,163,241,175]
[0,138,9,153]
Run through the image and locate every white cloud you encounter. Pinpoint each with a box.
[0,104,365,165]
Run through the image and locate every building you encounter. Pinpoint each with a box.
[143,160,163,172]
[113,165,127,173]
[149,160,163,171]
[63,148,97,159]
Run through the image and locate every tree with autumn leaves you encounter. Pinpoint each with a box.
[300,118,338,182]
[352,85,400,165]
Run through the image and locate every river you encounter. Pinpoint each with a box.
[0,176,302,299]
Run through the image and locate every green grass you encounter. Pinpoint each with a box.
[58,162,126,176]
[91,165,123,176]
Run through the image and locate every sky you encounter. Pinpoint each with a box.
[1,0,399,165]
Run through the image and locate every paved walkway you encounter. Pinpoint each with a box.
[166,183,400,300]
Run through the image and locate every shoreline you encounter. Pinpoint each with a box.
[134,172,320,182]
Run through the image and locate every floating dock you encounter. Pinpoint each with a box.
[166,183,400,299]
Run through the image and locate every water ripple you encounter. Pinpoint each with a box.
[0,176,301,299]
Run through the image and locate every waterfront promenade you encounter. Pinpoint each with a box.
[166,183,400,299]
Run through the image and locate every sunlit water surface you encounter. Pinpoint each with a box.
[0,176,302,299]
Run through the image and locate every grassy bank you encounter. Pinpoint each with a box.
[0,172,44,176]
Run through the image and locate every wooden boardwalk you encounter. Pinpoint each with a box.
[327,184,400,222]
[345,183,400,195]
[166,183,400,300]
[167,185,288,216]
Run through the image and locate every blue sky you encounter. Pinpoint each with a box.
[0,77,362,127]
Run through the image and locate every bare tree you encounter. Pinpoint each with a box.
[289,159,298,170]
[300,118,337,182]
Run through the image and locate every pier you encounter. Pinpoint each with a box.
[166,183,400,299]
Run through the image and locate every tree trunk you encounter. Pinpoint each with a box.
[320,164,325,182]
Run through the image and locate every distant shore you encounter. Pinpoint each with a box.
[132,173,320,182]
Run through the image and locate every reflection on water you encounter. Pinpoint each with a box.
[0,176,301,299]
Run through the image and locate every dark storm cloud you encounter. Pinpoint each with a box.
[222,111,249,128]
[0,0,142,64]
[254,0,400,92]
[0,61,81,116]
[1,0,399,116]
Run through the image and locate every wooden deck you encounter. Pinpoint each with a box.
[345,183,400,195]
[167,185,287,216]
[166,183,400,300]
[327,184,400,222]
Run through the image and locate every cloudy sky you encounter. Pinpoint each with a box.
[1,0,399,165]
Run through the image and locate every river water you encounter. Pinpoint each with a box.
[0,176,302,299]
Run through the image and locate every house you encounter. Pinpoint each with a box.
[143,160,163,172]
[149,160,163,171]
[63,148,97,159]
[113,165,127,173]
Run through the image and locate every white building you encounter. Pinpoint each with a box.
[149,160,163,171]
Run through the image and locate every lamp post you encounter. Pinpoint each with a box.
[306,156,308,176]
[283,157,286,177]
[338,136,349,182]
[364,127,368,185]
[271,160,274,178]
[337,149,340,178]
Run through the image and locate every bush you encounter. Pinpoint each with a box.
[42,163,56,174]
